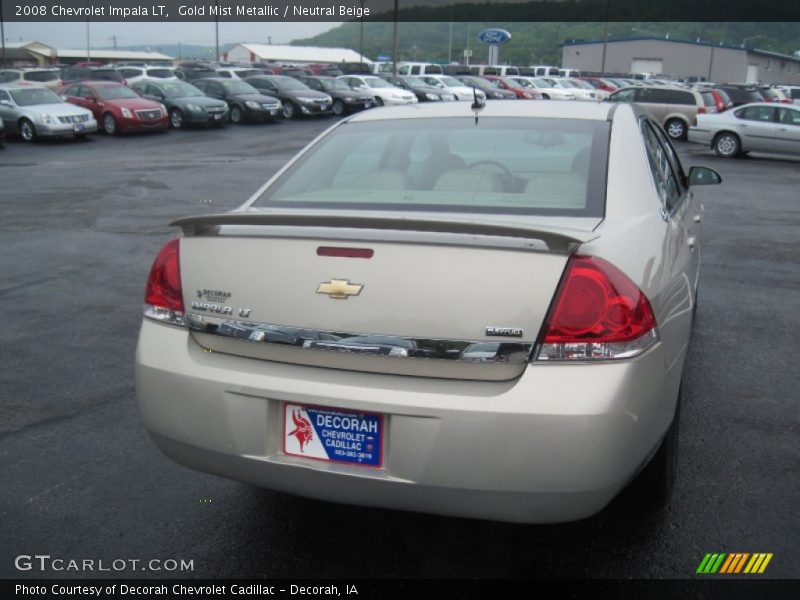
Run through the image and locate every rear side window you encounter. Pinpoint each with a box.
[0,71,21,83]
[736,106,776,122]
[636,88,670,103]
[119,68,142,79]
[700,92,715,107]
[668,90,696,105]
[254,117,610,217]
[790,89,800,100]
[641,120,683,213]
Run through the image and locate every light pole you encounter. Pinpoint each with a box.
[358,0,367,65]
[0,0,6,68]
[600,0,611,75]
[391,0,398,75]
[215,0,220,62]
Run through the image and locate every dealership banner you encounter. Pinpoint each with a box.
[2,0,800,22]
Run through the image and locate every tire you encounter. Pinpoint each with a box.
[542,94,550,100]
[282,102,296,119]
[332,99,345,116]
[169,108,184,129]
[373,97,384,107]
[19,118,36,142]
[713,132,741,158]
[102,113,118,135]
[230,105,244,124]
[665,118,687,141]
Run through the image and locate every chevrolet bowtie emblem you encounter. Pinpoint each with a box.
[316,279,364,299]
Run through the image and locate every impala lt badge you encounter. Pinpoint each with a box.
[486,327,524,337]
[316,279,363,299]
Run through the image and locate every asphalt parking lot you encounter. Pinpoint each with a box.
[0,118,798,580]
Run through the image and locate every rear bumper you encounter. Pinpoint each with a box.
[688,127,714,146]
[135,320,677,523]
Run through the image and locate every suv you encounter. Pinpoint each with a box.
[606,85,713,139]
[0,69,62,90]
[713,85,764,108]
[61,67,126,85]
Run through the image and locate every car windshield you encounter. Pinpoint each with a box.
[321,79,349,90]
[272,76,309,90]
[146,69,174,78]
[479,78,502,88]
[220,80,259,94]
[403,77,428,87]
[10,87,63,106]
[364,77,392,88]
[235,69,262,79]
[254,117,608,217]
[160,81,204,97]
[96,85,139,100]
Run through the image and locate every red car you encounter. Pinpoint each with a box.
[60,81,168,134]
[483,75,542,99]
[580,77,618,92]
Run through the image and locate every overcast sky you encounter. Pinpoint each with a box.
[1,22,342,48]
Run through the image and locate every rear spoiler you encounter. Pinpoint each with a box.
[171,212,598,254]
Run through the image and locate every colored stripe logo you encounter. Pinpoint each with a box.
[697,553,773,574]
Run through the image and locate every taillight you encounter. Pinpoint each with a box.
[535,256,659,361]
[698,106,706,114]
[144,237,185,326]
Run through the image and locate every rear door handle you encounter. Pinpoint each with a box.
[693,215,702,223]
[687,236,696,250]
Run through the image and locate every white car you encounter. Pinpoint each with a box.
[215,67,265,80]
[539,77,602,101]
[136,100,722,524]
[689,102,800,158]
[421,75,486,102]
[337,75,417,107]
[0,68,62,90]
[116,66,178,84]
[509,76,576,101]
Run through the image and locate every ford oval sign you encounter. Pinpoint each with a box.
[478,29,511,45]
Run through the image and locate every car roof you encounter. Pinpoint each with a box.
[347,99,617,123]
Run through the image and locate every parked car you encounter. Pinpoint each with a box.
[396,62,445,76]
[754,86,790,104]
[0,68,63,90]
[61,67,126,86]
[60,81,168,135]
[0,117,5,146]
[0,83,97,141]
[456,75,518,100]
[117,66,178,84]
[136,100,721,524]
[781,85,800,105]
[244,75,332,119]
[713,85,763,108]
[529,65,561,77]
[294,76,374,115]
[509,77,575,101]
[469,65,521,77]
[337,74,417,107]
[130,80,229,128]
[419,75,486,102]
[380,75,457,102]
[606,85,712,140]
[483,75,542,99]
[689,103,800,158]
[216,67,264,80]
[559,78,606,100]
[176,67,220,81]
[580,77,618,93]
[192,78,282,124]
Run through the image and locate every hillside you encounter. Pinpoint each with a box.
[293,22,800,65]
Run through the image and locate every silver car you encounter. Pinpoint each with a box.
[135,101,720,523]
[689,102,800,158]
[0,84,98,141]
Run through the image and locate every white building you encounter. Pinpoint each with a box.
[223,43,370,65]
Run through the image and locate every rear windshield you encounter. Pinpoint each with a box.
[146,68,175,78]
[0,71,21,83]
[701,91,715,107]
[23,70,59,82]
[254,117,609,217]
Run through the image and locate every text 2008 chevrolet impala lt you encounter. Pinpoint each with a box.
[135,101,721,523]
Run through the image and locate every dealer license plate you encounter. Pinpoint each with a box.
[283,404,383,467]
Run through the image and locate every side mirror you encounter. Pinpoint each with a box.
[688,166,722,186]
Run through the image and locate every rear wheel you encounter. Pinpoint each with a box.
[102,113,118,135]
[169,108,184,129]
[332,99,345,116]
[19,118,36,142]
[665,118,687,140]
[713,132,740,158]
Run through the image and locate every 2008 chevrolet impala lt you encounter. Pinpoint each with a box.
[135,100,721,523]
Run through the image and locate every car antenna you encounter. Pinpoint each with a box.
[471,86,485,125]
